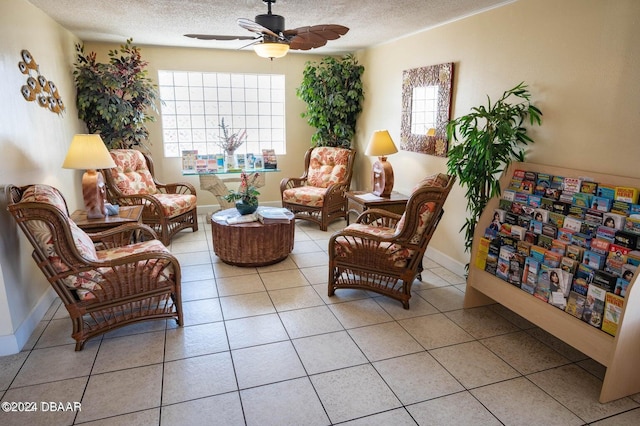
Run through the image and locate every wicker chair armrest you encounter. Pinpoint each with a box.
[156,182,197,195]
[280,177,307,192]
[88,223,159,248]
[355,208,402,227]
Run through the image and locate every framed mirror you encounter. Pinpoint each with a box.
[400,62,454,157]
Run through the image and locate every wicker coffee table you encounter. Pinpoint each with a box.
[211,207,295,266]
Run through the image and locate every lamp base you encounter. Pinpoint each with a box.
[371,157,394,197]
[82,169,106,219]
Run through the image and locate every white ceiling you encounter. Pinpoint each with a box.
[27,0,514,55]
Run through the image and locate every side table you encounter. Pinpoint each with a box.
[70,205,143,233]
[346,191,410,224]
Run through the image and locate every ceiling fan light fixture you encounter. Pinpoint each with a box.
[254,41,289,59]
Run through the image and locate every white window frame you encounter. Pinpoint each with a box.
[157,70,286,157]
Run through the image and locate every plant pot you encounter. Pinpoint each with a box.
[236,201,258,215]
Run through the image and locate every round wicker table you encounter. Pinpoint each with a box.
[211,207,295,266]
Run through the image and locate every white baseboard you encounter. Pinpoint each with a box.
[425,246,467,279]
[0,287,57,356]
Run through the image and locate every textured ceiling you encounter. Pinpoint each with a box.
[27,0,513,55]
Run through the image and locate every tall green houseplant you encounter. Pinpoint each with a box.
[446,82,542,256]
[73,38,160,151]
[296,54,364,148]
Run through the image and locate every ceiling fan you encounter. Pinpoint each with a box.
[184,0,349,59]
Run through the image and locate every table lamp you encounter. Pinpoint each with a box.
[365,130,398,197]
[62,134,116,219]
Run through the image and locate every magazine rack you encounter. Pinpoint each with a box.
[465,162,640,403]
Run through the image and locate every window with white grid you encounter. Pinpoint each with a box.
[158,71,286,157]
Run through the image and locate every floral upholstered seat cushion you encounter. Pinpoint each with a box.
[282,147,351,207]
[73,240,174,300]
[282,186,327,207]
[307,147,350,188]
[150,193,197,218]
[109,149,158,195]
[19,184,175,300]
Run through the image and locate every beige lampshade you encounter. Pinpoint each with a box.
[254,42,290,59]
[62,134,116,170]
[365,130,399,157]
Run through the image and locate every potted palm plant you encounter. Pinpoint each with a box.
[296,54,365,148]
[446,82,542,258]
[73,38,160,151]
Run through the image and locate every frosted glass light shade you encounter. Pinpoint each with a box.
[254,42,289,59]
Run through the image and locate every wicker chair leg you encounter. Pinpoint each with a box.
[174,293,184,326]
[75,339,86,352]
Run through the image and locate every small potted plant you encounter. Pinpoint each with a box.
[223,172,260,215]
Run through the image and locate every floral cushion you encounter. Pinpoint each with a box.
[18,184,176,301]
[21,185,98,262]
[21,184,67,212]
[150,193,197,217]
[396,173,449,242]
[334,223,412,267]
[77,240,174,300]
[95,239,168,261]
[109,149,158,195]
[282,186,327,207]
[307,147,350,188]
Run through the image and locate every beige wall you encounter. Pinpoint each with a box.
[355,0,640,272]
[0,0,84,353]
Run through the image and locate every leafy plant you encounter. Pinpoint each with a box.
[446,82,542,256]
[73,38,160,150]
[296,54,365,148]
[223,172,260,205]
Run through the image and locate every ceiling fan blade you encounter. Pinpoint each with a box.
[184,34,257,41]
[284,24,349,40]
[284,25,349,50]
[237,18,280,39]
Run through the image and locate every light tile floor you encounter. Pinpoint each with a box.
[1,215,640,425]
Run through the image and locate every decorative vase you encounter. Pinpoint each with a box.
[235,200,258,215]
[225,150,237,171]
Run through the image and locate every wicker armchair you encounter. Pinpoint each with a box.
[328,173,455,309]
[103,149,198,245]
[280,147,355,231]
[7,184,183,350]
